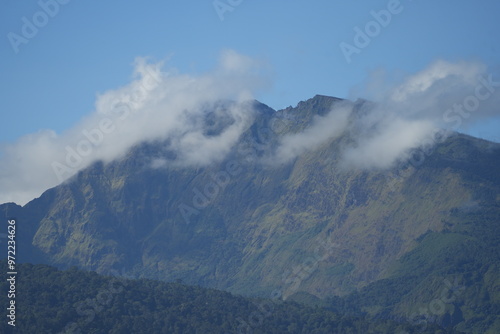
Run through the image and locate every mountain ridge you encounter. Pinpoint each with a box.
[2,94,499,332]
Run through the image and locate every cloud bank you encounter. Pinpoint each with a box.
[269,59,499,169]
[1,56,499,206]
[0,50,268,205]
[341,59,500,169]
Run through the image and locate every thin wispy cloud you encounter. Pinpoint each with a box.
[270,101,352,164]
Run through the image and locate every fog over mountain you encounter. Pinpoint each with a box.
[1,94,500,333]
[1,51,499,206]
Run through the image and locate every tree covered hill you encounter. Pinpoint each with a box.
[0,261,458,334]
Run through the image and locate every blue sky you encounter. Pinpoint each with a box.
[2,0,499,144]
[1,0,500,205]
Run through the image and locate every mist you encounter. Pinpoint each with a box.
[269,59,500,170]
[339,59,500,169]
[0,50,268,205]
[1,55,499,206]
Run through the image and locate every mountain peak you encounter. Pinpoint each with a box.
[280,94,344,114]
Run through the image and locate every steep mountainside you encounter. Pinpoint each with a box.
[2,95,499,332]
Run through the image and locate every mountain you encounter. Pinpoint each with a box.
[2,95,499,333]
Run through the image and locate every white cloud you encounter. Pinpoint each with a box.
[266,59,500,170]
[0,50,269,205]
[389,60,482,103]
[336,59,500,170]
[1,57,498,206]
[341,118,435,169]
[270,102,352,164]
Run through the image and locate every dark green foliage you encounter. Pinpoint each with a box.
[0,262,454,333]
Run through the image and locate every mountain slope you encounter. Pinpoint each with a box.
[1,95,499,332]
